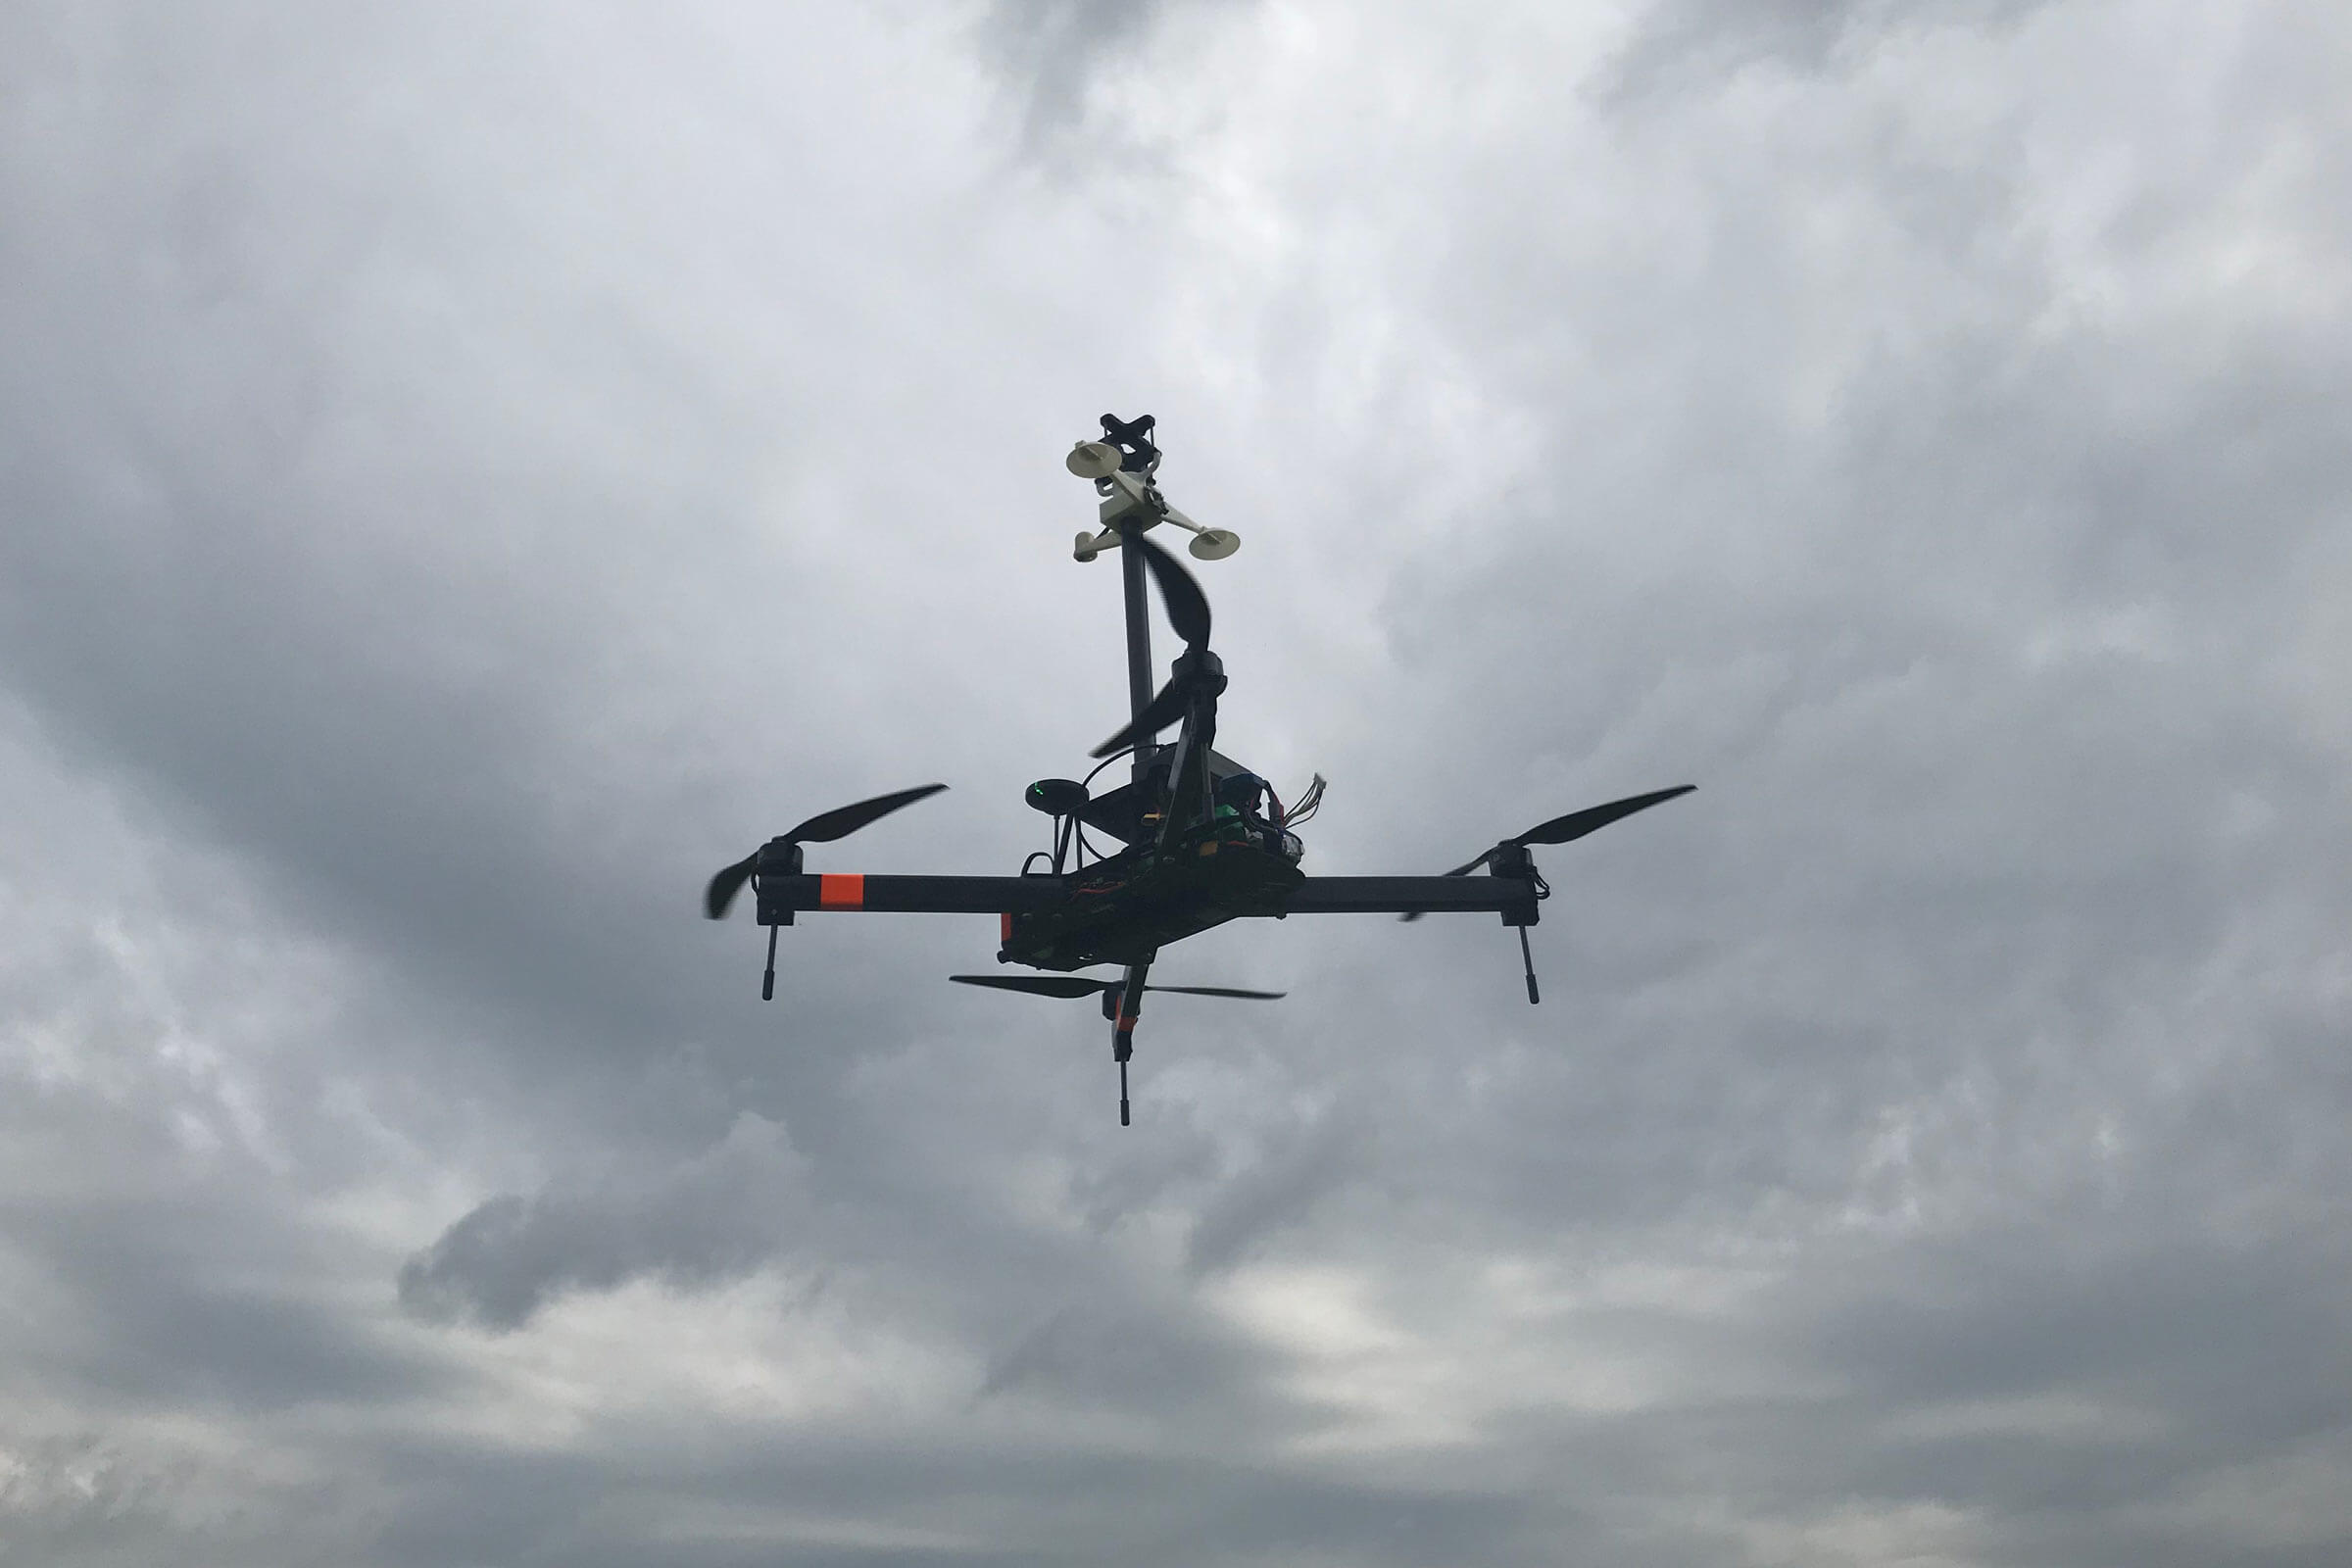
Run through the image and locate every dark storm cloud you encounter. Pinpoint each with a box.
[3,0,2349,1564]
[0,8,750,1073]
[11,1196,445,1410]
[396,1113,811,1328]
[0,0,1070,1160]
[1519,1215,2352,1565]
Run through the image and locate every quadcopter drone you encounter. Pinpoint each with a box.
[707,414,1693,1124]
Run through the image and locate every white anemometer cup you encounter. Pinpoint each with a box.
[1066,439,1239,564]
[1065,441,1125,479]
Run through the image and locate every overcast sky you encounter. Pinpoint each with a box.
[3,1,2349,1563]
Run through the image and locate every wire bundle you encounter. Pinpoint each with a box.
[1278,773,1327,829]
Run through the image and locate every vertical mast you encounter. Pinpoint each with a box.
[1067,413,1236,799]
[1119,526,1154,789]
[1090,413,1166,790]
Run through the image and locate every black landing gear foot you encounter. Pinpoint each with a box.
[1115,1033,1134,1126]
[1518,925,1541,1005]
[762,923,780,1002]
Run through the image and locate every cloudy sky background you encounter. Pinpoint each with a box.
[3,0,2349,1562]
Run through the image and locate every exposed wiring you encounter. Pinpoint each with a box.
[1280,772,1327,828]
[1080,745,1136,792]
[1017,747,1140,876]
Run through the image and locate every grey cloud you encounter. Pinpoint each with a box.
[1787,1222,2352,1452]
[397,1113,811,1328]
[1183,1102,1366,1275]
[975,1295,1283,1425]
[980,0,1247,140]
[366,1433,1544,1568]
[1604,0,2055,97]
[1578,1218,2352,1564]
[18,1202,442,1411]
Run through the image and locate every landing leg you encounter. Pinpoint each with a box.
[1112,956,1152,1125]
[1517,925,1541,1004]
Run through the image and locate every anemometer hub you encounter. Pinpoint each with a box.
[1066,416,1241,563]
[1093,468,1157,530]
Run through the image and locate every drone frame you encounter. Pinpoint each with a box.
[710,414,1691,1124]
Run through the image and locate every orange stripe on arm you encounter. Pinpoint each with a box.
[817,873,865,909]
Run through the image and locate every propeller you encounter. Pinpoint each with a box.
[950,975,1285,1001]
[1091,533,1216,758]
[1399,784,1695,921]
[705,783,947,920]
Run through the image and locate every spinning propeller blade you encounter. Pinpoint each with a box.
[705,783,948,918]
[782,782,952,845]
[704,853,762,921]
[1142,985,1287,1000]
[1392,850,1496,921]
[1090,534,1216,758]
[950,975,1110,999]
[1131,530,1210,649]
[1516,785,1696,846]
[1399,784,1695,920]
[1091,677,1190,759]
[949,975,1284,1001]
